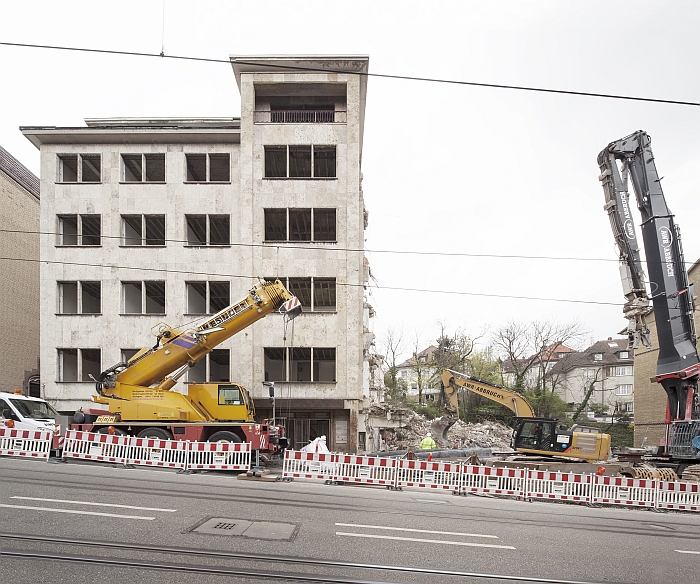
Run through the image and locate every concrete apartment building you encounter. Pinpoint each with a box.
[0,145,40,395]
[549,338,634,421]
[21,55,372,453]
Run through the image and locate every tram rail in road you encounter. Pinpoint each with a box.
[0,532,635,584]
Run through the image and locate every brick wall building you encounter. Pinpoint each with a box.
[0,145,40,395]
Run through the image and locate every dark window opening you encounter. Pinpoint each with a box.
[264,209,287,241]
[313,278,336,311]
[122,215,142,245]
[186,282,207,314]
[81,155,101,183]
[80,215,101,246]
[290,348,312,382]
[145,215,166,246]
[209,215,230,246]
[264,348,286,382]
[314,209,336,241]
[265,147,287,178]
[288,278,312,311]
[209,282,230,313]
[314,146,336,177]
[122,155,142,182]
[58,155,78,182]
[81,282,101,314]
[209,154,230,182]
[58,215,78,245]
[289,209,312,241]
[145,154,165,182]
[210,350,231,383]
[57,154,101,183]
[289,146,312,178]
[81,349,101,381]
[145,281,166,314]
[186,215,207,245]
[314,348,336,382]
[186,154,207,181]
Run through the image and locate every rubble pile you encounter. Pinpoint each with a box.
[369,404,513,451]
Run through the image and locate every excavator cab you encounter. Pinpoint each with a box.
[513,418,563,453]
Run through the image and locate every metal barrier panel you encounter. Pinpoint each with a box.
[657,481,700,512]
[592,475,658,508]
[187,441,251,471]
[282,450,337,480]
[0,428,51,461]
[128,437,189,469]
[63,430,131,464]
[396,459,461,490]
[333,455,397,486]
[527,470,592,502]
[460,465,526,497]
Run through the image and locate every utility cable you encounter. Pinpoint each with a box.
[0,227,692,267]
[0,255,621,307]
[1,41,698,107]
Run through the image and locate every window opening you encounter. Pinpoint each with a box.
[289,209,312,241]
[313,209,336,241]
[264,147,286,178]
[186,154,207,182]
[209,215,230,246]
[186,282,207,314]
[57,154,101,183]
[186,215,207,245]
[210,350,231,382]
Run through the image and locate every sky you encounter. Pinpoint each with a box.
[2,1,699,362]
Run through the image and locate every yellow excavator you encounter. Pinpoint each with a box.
[431,368,611,462]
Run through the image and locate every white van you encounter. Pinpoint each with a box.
[0,391,60,443]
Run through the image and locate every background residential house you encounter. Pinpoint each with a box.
[0,145,40,395]
[500,343,575,391]
[396,345,440,402]
[22,55,372,453]
[550,338,634,421]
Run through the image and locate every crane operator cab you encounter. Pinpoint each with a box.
[512,418,610,461]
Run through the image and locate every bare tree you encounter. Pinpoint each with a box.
[380,326,406,403]
[492,320,587,392]
[408,331,430,404]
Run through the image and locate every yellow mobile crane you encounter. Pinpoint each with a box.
[72,279,300,449]
[433,369,611,462]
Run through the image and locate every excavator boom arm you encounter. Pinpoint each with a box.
[441,369,535,418]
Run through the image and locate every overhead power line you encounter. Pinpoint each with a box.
[0,228,690,267]
[0,256,621,308]
[1,41,698,107]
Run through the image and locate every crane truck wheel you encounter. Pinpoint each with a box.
[136,427,173,441]
[208,431,243,443]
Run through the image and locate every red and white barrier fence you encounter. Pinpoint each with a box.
[461,465,527,498]
[128,436,189,469]
[59,430,250,471]
[591,475,658,508]
[63,430,132,464]
[333,454,397,486]
[657,481,700,511]
[396,459,461,491]
[187,441,251,470]
[0,428,52,461]
[281,449,700,512]
[527,471,592,504]
[283,451,337,481]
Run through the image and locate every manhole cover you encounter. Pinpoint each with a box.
[191,518,298,541]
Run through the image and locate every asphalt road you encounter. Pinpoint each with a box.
[1,455,699,584]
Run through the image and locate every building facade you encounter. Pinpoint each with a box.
[550,338,634,420]
[631,260,700,448]
[22,55,371,453]
[0,145,41,395]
